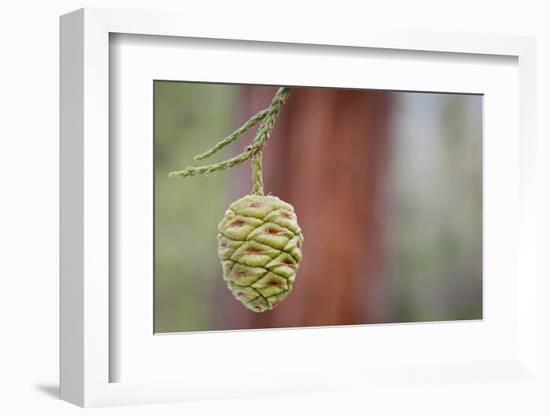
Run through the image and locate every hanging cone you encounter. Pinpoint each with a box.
[170,87,299,312]
[217,194,303,312]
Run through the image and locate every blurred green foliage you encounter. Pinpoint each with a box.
[390,93,482,322]
[154,82,238,332]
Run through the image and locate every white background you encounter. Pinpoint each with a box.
[1,1,548,415]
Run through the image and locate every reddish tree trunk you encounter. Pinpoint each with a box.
[220,86,392,329]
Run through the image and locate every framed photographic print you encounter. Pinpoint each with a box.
[60,8,538,408]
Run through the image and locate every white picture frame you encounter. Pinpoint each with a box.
[60,7,538,408]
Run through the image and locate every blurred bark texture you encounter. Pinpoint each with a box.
[219,86,392,329]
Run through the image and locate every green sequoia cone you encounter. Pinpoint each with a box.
[169,87,298,312]
[217,194,304,312]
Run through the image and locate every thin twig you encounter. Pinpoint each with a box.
[168,87,292,191]
[168,143,260,178]
[193,109,269,161]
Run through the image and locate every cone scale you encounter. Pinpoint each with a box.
[217,194,303,312]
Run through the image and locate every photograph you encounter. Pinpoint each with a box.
[154,82,483,333]
[3,1,542,412]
